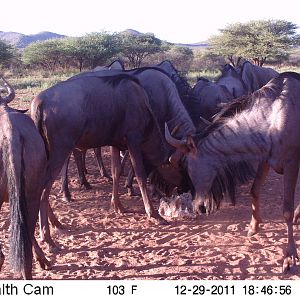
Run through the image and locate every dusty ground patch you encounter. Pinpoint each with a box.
[0,146,300,280]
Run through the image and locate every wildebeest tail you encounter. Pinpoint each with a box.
[4,133,32,275]
[32,100,50,159]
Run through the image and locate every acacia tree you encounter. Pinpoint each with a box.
[119,33,164,68]
[62,37,91,71]
[166,45,194,71]
[208,20,300,66]
[0,40,14,67]
[22,32,121,72]
[22,39,65,71]
[78,32,120,69]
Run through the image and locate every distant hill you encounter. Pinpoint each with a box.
[121,29,144,36]
[0,31,66,48]
[122,29,208,49]
[176,42,208,49]
[0,29,207,50]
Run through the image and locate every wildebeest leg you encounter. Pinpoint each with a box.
[125,166,135,196]
[126,138,168,225]
[120,150,129,175]
[81,149,88,174]
[39,149,72,251]
[60,156,72,202]
[293,203,300,224]
[39,186,60,252]
[248,161,269,236]
[94,148,112,181]
[282,160,299,273]
[48,202,64,228]
[73,149,92,190]
[110,146,125,213]
[32,237,51,270]
[0,244,4,271]
[282,161,299,272]
[0,200,4,271]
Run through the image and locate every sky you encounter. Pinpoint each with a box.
[1,0,300,44]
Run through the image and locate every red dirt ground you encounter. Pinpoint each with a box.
[0,146,300,280]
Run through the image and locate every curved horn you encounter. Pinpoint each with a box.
[165,123,186,149]
[0,77,15,104]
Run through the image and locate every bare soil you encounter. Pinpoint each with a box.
[0,146,300,280]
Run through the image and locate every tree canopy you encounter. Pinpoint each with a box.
[118,32,165,68]
[208,19,300,66]
[0,40,14,67]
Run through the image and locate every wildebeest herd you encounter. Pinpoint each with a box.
[1,59,300,279]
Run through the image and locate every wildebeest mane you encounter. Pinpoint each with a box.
[127,66,171,77]
[280,71,300,81]
[190,91,258,210]
[208,160,256,211]
[156,60,192,93]
[128,65,191,95]
[91,73,141,87]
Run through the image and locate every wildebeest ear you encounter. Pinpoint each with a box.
[186,136,197,156]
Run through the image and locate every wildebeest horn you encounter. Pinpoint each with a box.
[165,123,186,148]
[199,116,212,125]
[0,77,15,104]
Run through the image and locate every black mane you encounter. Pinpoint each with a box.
[100,73,140,87]
[208,160,256,211]
[280,71,300,81]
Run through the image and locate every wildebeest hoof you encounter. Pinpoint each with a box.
[37,257,52,270]
[50,218,64,229]
[282,244,299,273]
[111,203,126,214]
[81,182,92,190]
[247,229,257,237]
[127,189,136,196]
[247,224,260,237]
[149,215,169,225]
[62,195,73,202]
[0,250,4,271]
[102,175,112,182]
[282,256,298,274]
[48,243,61,254]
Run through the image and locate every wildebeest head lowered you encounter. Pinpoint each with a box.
[0,77,48,279]
[166,72,300,273]
[31,72,195,249]
[72,66,197,195]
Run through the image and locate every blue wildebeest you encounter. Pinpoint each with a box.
[192,77,234,124]
[155,60,193,98]
[0,77,50,279]
[237,60,279,93]
[71,66,196,197]
[60,59,125,202]
[216,64,247,98]
[31,72,195,250]
[166,72,300,273]
[154,60,206,130]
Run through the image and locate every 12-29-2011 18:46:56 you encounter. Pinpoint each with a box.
[242,285,292,295]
